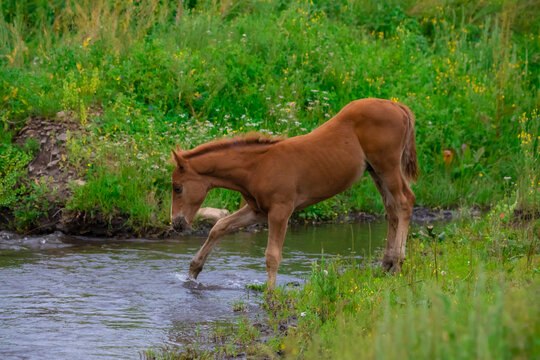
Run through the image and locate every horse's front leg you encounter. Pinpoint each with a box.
[189,205,264,279]
[265,203,294,290]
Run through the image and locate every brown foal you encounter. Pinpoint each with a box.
[170,98,418,289]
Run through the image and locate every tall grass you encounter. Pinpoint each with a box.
[0,0,538,231]
[293,271,538,359]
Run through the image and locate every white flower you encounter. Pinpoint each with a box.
[300,312,306,317]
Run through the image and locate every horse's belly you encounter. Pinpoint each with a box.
[294,157,365,209]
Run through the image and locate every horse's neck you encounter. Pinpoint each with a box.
[190,148,260,192]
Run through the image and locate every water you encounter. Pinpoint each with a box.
[0,222,387,359]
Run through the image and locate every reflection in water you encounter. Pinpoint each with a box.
[0,222,387,359]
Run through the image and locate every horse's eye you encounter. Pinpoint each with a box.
[174,185,183,195]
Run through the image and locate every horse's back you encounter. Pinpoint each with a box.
[337,98,409,130]
[334,98,412,159]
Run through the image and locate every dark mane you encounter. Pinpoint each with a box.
[184,132,284,159]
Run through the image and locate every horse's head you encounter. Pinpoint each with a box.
[170,147,208,231]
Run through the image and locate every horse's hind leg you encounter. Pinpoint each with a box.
[189,205,265,279]
[369,167,415,273]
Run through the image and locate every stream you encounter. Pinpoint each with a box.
[0,222,387,359]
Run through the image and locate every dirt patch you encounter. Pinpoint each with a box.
[5,112,85,234]
[15,112,83,201]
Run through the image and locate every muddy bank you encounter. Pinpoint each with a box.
[1,203,462,239]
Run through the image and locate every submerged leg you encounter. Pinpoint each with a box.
[189,205,264,279]
[265,203,294,290]
[370,168,414,273]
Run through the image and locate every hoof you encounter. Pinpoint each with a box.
[189,260,203,279]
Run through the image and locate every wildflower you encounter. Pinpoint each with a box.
[443,150,453,165]
[300,312,306,317]
[504,176,511,180]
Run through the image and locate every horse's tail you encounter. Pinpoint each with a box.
[399,104,419,182]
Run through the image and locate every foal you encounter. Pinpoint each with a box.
[170,98,418,289]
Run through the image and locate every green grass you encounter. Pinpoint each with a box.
[0,0,539,232]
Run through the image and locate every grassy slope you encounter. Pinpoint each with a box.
[0,0,539,233]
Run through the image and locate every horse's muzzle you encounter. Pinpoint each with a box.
[171,216,189,232]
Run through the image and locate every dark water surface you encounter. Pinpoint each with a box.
[0,222,386,359]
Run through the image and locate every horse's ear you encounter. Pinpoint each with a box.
[171,148,188,172]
